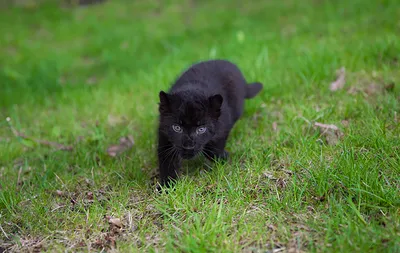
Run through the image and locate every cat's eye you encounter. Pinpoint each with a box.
[196,126,207,134]
[172,124,182,133]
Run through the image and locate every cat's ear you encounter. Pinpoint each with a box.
[159,91,170,114]
[208,94,223,118]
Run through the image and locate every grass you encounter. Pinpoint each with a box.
[0,0,399,252]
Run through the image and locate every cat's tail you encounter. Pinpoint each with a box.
[245,82,263,99]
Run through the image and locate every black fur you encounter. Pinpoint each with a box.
[157,59,263,188]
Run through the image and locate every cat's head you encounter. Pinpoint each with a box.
[158,90,223,159]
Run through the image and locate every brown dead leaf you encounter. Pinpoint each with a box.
[7,236,46,252]
[314,122,344,145]
[330,67,346,91]
[281,169,294,175]
[263,171,277,180]
[108,218,122,228]
[272,121,278,132]
[363,81,395,95]
[92,234,116,251]
[107,114,127,126]
[276,178,288,189]
[341,120,350,128]
[312,195,326,202]
[314,122,338,131]
[106,136,134,157]
[365,83,381,95]
[346,71,395,97]
[87,191,94,200]
[206,183,217,190]
[56,190,64,196]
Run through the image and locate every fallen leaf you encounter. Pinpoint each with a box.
[106,135,134,157]
[263,171,276,180]
[314,122,339,131]
[273,248,286,253]
[314,122,344,145]
[108,218,122,228]
[17,167,23,186]
[365,83,381,95]
[276,178,288,189]
[312,195,326,202]
[206,183,216,190]
[107,114,127,126]
[341,120,350,128]
[56,190,64,196]
[346,71,394,97]
[87,191,94,200]
[272,121,278,132]
[330,67,346,91]
[364,81,395,95]
[347,86,360,95]
[281,169,294,175]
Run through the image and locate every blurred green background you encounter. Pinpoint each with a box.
[0,0,399,252]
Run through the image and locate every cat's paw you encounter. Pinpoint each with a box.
[156,183,174,194]
[214,150,229,162]
[156,178,177,193]
[221,150,229,161]
[203,148,229,163]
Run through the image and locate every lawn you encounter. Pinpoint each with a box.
[0,0,399,252]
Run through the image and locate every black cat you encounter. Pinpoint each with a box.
[157,59,263,188]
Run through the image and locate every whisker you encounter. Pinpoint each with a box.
[168,148,179,170]
[158,143,174,150]
[158,146,175,156]
[202,150,213,160]
[203,145,220,153]
[160,147,176,167]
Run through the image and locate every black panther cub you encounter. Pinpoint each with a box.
[157,59,263,187]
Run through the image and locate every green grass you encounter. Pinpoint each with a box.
[1,0,400,252]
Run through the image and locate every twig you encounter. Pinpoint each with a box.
[0,223,9,239]
[54,173,66,187]
[17,166,22,186]
[51,205,66,212]
[6,117,73,151]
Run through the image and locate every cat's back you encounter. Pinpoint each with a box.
[180,59,242,81]
[172,59,247,95]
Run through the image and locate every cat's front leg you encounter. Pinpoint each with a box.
[157,134,181,188]
[203,136,229,162]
